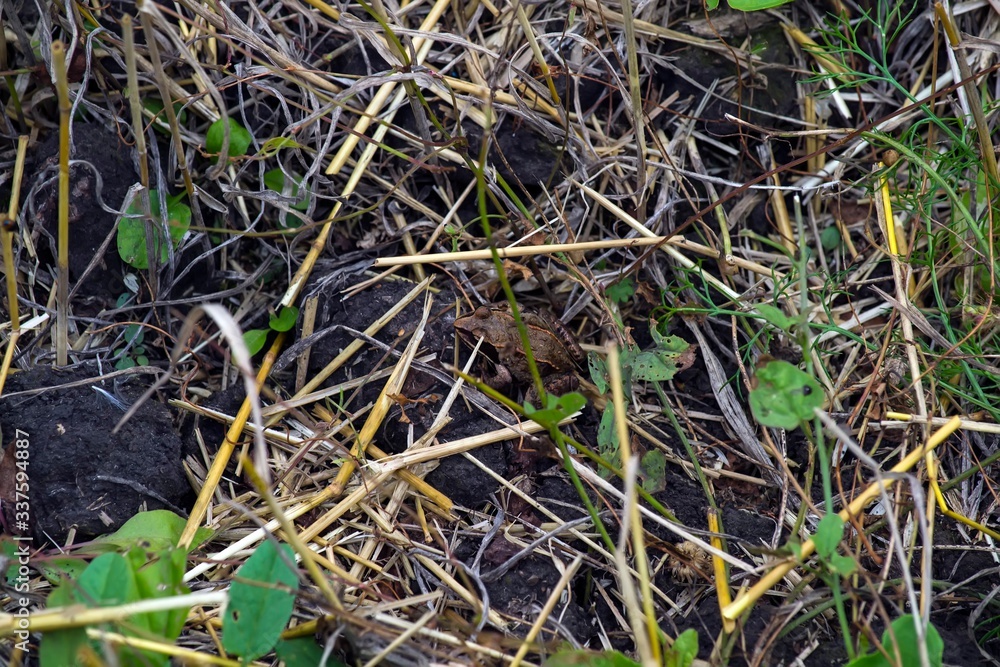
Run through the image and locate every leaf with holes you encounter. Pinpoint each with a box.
[222,540,298,661]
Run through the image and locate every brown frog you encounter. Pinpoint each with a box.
[454,302,584,399]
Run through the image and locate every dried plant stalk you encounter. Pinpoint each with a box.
[52,40,70,367]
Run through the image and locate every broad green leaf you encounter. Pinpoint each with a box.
[117,191,191,270]
[89,510,211,553]
[130,547,189,649]
[829,553,857,576]
[646,326,694,378]
[666,628,699,667]
[820,225,842,250]
[205,117,252,159]
[77,553,137,606]
[755,304,797,331]
[640,450,666,493]
[630,350,681,382]
[40,584,88,667]
[846,615,944,667]
[597,406,621,478]
[115,356,136,371]
[748,360,824,429]
[35,556,89,584]
[269,306,299,332]
[222,540,299,661]
[275,638,347,667]
[813,514,844,559]
[522,392,587,426]
[649,319,687,351]
[617,346,637,390]
[885,615,944,667]
[588,352,608,394]
[244,329,269,355]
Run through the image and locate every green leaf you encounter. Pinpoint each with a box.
[645,325,693,380]
[666,628,699,667]
[244,329,269,356]
[40,583,88,666]
[829,553,857,576]
[544,649,641,667]
[259,136,305,157]
[115,356,136,371]
[820,225,842,250]
[222,540,299,661]
[605,278,634,305]
[597,406,621,478]
[728,0,793,10]
[886,615,944,667]
[755,304,796,332]
[269,306,299,332]
[117,191,191,270]
[588,352,608,394]
[260,136,301,155]
[124,323,144,345]
[846,615,944,667]
[68,548,186,667]
[813,514,844,559]
[748,360,824,429]
[276,638,347,667]
[704,0,720,8]
[35,556,89,584]
[205,117,252,159]
[76,553,138,607]
[640,450,666,493]
[39,584,88,667]
[89,510,212,554]
[263,169,310,210]
[523,392,587,426]
[130,547,189,649]
[617,346,637,390]
[630,350,681,382]
[844,655,884,667]
[648,318,680,349]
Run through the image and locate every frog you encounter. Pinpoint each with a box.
[454,302,585,401]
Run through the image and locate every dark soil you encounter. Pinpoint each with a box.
[27,123,135,303]
[0,365,189,543]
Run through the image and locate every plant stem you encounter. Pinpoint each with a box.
[52,40,70,367]
[0,136,28,396]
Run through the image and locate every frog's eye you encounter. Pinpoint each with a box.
[474,306,491,319]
